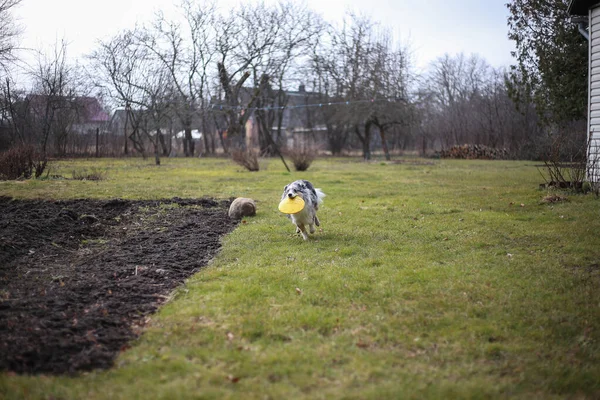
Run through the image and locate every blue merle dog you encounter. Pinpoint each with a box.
[281,180,325,240]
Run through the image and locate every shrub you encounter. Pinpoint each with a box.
[284,145,318,171]
[538,131,590,193]
[0,145,48,180]
[71,168,107,181]
[231,149,260,171]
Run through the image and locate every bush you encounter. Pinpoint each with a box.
[71,168,107,181]
[0,145,48,180]
[538,132,592,193]
[284,145,318,171]
[231,149,260,171]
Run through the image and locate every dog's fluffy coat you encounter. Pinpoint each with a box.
[281,180,325,240]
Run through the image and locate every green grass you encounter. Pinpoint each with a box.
[1,157,600,399]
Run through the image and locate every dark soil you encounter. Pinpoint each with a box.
[0,197,237,375]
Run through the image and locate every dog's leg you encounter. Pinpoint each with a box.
[308,211,317,234]
[297,223,309,240]
[314,215,320,227]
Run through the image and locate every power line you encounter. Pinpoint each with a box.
[209,98,398,112]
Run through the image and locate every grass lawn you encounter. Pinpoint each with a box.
[1,156,599,399]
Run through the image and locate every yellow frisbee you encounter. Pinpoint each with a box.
[278,196,305,214]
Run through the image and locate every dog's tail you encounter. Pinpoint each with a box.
[315,188,326,206]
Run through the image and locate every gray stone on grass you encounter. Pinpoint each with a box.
[228,197,256,219]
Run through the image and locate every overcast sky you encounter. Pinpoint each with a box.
[14,0,515,73]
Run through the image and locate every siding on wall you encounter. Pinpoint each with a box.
[589,6,600,182]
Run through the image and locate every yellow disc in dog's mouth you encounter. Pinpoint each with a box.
[278,196,305,214]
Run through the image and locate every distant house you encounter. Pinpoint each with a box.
[280,84,327,137]
[568,0,600,182]
[27,95,110,135]
[110,108,173,136]
[110,109,128,137]
[70,97,111,135]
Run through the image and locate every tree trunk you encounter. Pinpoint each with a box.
[202,117,210,155]
[217,63,258,150]
[214,114,229,154]
[256,110,273,155]
[154,129,161,165]
[124,106,129,155]
[95,127,100,158]
[378,123,391,161]
[129,128,145,158]
[362,138,371,161]
[158,129,168,156]
[154,145,161,165]
[218,130,228,154]
[168,121,173,156]
[184,126,194,157]
[355,124,371,161]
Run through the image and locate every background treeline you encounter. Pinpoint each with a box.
[0,0,587,162]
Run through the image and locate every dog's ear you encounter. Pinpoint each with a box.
[283,184,288,191]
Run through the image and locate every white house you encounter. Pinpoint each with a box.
[569,0,600,182]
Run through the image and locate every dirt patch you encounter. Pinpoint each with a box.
[540,194,569,204]
[568,263,600,284]
[0,196,237,375]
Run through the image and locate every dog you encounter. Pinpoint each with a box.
[281,180,325,240]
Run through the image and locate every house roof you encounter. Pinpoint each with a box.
[233,84,320,107]
[77,97,110,122]
[568,0,600,15]
[26,95,110,123]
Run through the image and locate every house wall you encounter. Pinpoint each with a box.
[589,5,600,181]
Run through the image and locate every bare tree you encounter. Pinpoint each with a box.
[248,2,321,154]
[136,66,174,165]
[89,30,150,156]
[0,1,24,150]
[214,3,274,148]
[1,76,27,147]
[28,39,83,156]
[0,0,22,73]
[424,53,490,147]
[415,53,546,158]
[310,13,413,159]
[136,0,217,157]
[310,14,371,157]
